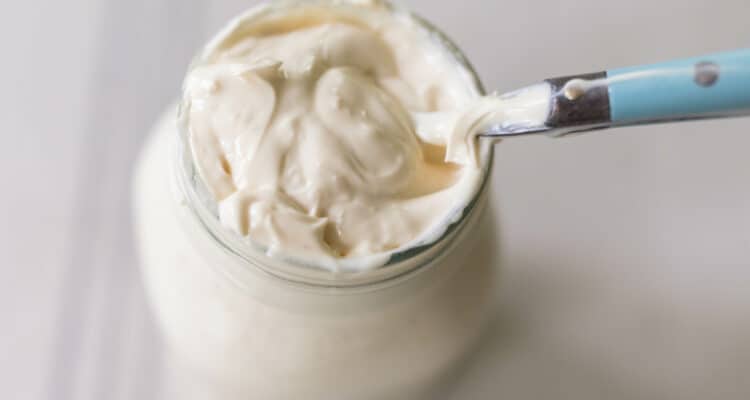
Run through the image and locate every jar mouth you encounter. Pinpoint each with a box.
[174,0,494,289]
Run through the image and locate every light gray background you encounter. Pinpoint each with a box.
[2,0,749,399]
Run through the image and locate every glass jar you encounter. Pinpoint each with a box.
[133,1,498,399]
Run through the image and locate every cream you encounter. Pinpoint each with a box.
[181,1,550,267]
[414,83,553,166]
[134,2,505,398]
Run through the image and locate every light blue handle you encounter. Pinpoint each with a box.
[608,49,750,123]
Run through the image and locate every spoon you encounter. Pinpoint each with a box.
[478,49,750,139]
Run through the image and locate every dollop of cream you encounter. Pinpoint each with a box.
[181,2,548,268]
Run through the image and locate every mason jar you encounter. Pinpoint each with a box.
[133,1,499,399]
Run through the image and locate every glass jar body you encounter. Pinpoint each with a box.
[133,111,498,400]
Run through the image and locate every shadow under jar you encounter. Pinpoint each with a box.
[133,1,499,399]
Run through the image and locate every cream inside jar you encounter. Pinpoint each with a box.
[180,0,500,271]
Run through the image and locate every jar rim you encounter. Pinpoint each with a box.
[174,0,494,289]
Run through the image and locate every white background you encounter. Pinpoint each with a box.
[2,0,750,399]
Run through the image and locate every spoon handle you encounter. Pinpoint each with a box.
[545,49,750,136]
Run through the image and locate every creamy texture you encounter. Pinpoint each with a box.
[415,83,552,166]
[135,2,505,398]
[181,2,549,266]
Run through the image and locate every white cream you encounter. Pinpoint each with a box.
[133,2,511,399]
[414,83,552,166]
[181,2,551,267]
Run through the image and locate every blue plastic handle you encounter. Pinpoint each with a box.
[607,49,750,123]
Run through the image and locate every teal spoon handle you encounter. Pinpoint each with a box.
[609,49,750,122]
[541,49,750,135]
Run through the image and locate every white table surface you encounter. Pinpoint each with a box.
[2,0,750,399]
